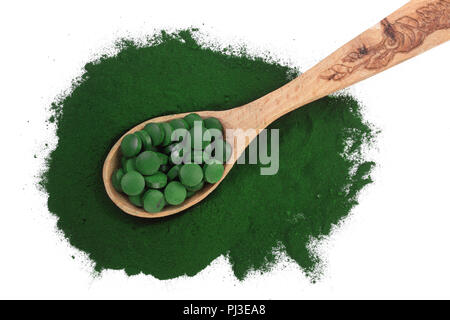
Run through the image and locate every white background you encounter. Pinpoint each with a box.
[0,0,449,299]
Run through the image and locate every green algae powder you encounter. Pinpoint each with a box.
[42,29,376,280]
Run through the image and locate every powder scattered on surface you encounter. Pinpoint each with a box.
[41,29,376,280]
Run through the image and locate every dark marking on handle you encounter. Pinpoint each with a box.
[320,0,450,81]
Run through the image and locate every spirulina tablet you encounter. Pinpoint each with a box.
[143,189,166,213]
[186,180,204,192]
[165,143,186,161]
[179,163,203,187]
[135,130,152,150]
[111,168,124,192]
[183,113,203,129]
[186,190,195,198]
[164,181,187,205]
[170,147,188,165]
[169,118,189,130]
[129,194,143,207]
[144,123,164,146]
[204,117,223,132]
[204,139,232,164]
[121,133,142,157]
[135,151,161,175]
[163,143,179,155]
[203,163,225,183]
[172,128,189,144]
[123,157,137,173]
[156,152,169,165]
[144,172,168,189]
[120,171,145,196]
[167,165,181,181]
[160,122,174,147]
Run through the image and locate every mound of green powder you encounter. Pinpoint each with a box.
[42,29,376,280]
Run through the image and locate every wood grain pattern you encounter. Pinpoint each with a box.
[104,0,449,218]
[320,0,450,81]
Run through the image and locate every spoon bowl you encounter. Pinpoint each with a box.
[103,110,240,218]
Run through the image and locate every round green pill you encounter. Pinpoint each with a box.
[143,189,166,213]
[170,147,188,165]
[123,157,137,173]
[179,164,203,187]
[173,128,189,144]
[186,190,195,198]
[163,143,178,155]
[204,139,232,164]
[155,152,169,165]
[135,151,161,175]
[144,172,168,189]
[164,181,187,205]
[204,117,223,132]
[203,163,224,183]
[144,123,164,146]
[169,118,189,130]
[183,113,203,129]
[161,122,174,147]
[121,133,142,157]
[120,171,145,196]
[111,168,124,192]
[129,194,143,207]
[167,165,181,181]
[165,143,187,163]
[186,180,204,192]
[160,164,170,173]
[135,130,152,150]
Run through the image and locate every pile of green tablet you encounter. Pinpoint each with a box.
[111,113,231,213]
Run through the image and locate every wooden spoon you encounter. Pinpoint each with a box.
[104,0,450,218]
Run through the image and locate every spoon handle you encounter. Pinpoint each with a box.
[232,0,450,130]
